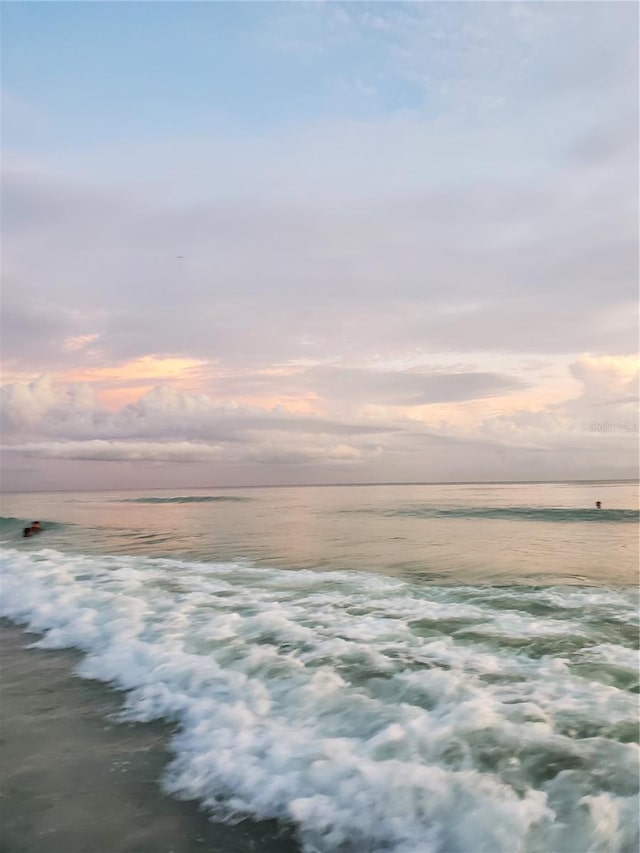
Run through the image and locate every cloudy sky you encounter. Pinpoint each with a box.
[1,1,638,491]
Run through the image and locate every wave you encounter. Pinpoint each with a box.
[0,547,637,853]
[0,516,66,535]
[370,506,640,523]
[120,495,252,504]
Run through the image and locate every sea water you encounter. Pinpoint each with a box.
[1,482,638,852]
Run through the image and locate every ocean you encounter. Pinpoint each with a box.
[1,481,638,853]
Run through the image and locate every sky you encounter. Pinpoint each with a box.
[1,1,638,491]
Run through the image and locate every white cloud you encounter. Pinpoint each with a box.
[0,356,637,485]
[476,354,639,451]
[0,378,386,442]
[3,435,369,467]
[4,440,225,463]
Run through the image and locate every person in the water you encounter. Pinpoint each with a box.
[22,522,42,537]
[595,501,602,509]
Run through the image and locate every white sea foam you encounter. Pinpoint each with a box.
[1,547,638,853]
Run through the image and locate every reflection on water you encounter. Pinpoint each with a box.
[1,481,637,586]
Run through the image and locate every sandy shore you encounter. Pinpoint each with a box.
[0,620,299,853]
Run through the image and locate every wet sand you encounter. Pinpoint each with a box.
[0,620,300,853]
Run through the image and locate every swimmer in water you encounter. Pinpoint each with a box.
[22,521,42,537]
[595,501,602,510]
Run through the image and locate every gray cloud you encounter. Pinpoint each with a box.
[0,287,86,366]
[308,367,526,406]
[2,6,638,373]
[2,129,637,374]
[2,437,375,466]
[3,440,225,463]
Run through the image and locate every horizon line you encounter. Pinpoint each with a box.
[2,478,638,495]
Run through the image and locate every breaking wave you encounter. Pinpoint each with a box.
[1,546,637,852]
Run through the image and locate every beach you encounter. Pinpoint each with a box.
[0,621,298,853]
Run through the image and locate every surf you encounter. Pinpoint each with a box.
[1,546,637,852]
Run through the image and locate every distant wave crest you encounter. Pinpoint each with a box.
[371,506,639,523]
[121,496,252,505]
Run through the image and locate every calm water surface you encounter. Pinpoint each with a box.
[3,481,638,584]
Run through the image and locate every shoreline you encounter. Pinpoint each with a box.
[0,619,299,853]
